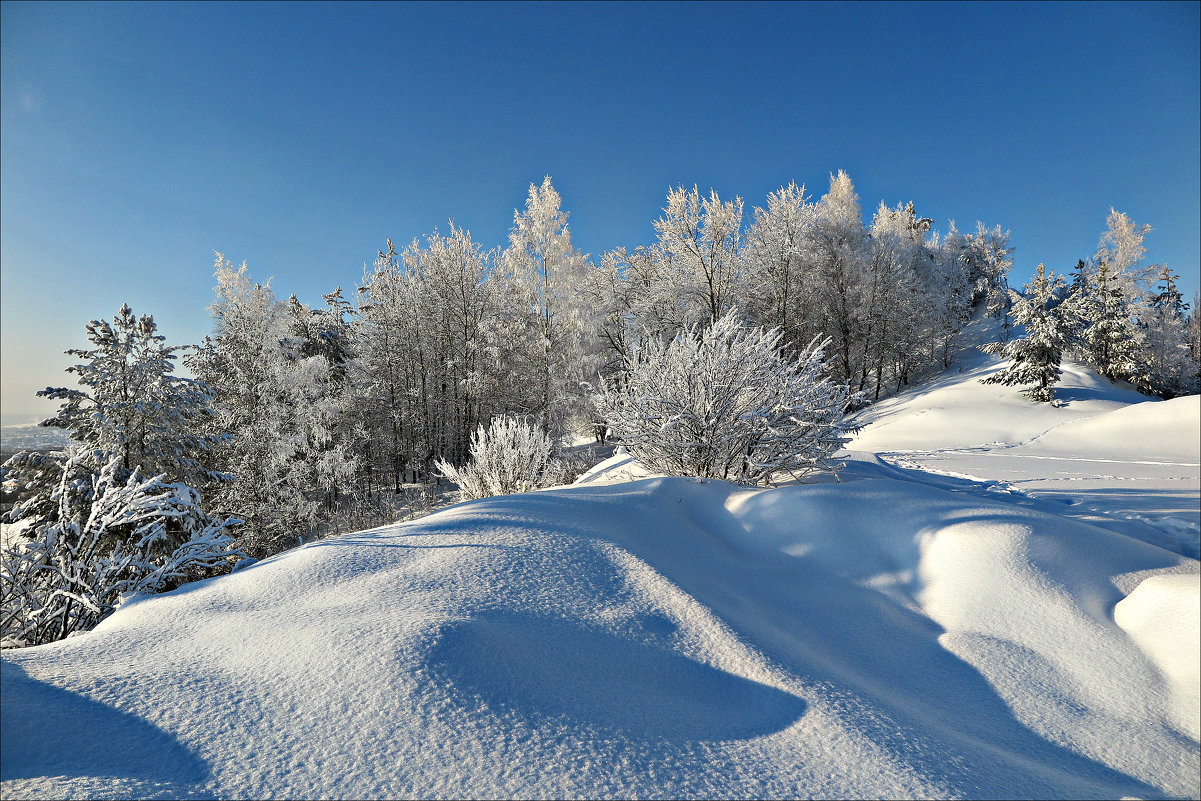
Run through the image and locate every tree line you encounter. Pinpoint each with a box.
[3,173,1197,645]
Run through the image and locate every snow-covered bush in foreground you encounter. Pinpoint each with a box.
[1,451,241,648]
[435,416,554,500]
[596,312,859,485]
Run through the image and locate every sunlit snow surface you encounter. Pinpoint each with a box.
[3,354,1199,799]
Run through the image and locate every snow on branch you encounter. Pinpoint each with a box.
[596,312,859,485]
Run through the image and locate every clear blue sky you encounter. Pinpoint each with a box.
[3,0,1198,417]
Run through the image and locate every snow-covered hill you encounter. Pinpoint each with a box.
[3,355,1199,799]
[852,340,1201,558]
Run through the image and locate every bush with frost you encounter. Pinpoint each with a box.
[595,312,858,485]
[435,416,554,500]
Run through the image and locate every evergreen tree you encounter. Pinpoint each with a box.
[1,448,240,647]
[981,264,1070,403]
[36,304,224,487]
[1143,266,1198,397]
[1074,260,1148,387]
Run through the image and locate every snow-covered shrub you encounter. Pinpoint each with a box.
[541,448,594,488]
[595,311,859,485]
[1,450,241,648]
[434,416,554,500]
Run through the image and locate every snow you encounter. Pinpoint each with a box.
[3,353,1199,799]
[852,340,1201,559]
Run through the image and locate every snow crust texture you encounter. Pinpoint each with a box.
[3,360,1199,800]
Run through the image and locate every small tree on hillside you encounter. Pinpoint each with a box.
[1142,266,1198,397]
[1072,260,1148,388]
[981,264,1069,403]
[595,312,858,485]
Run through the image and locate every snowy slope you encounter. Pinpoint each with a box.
[3,351,1200,799]
[852,333,1201,558]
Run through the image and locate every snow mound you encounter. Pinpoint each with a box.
[3,471,1198,799]
[1020,394,1201,463]
[1114,572,1201,741]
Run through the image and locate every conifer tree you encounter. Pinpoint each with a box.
[1074,260,1148,387]
[981,264,1069,403]
[1142,266,1198,397]
[37,304,224,487]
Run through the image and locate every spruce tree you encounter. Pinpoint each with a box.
[1077,261,1148,388]
[981,264,1069,403]
[1143,266,1198,397]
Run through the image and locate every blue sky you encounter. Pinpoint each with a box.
[2,1,1198,417]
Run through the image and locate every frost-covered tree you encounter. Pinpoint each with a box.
[434,415,554,500]
[281,291,359,521]
[36,304,224,487]
[744,182,818,350]
[653,185,747,327]
[1071,260,1148,387]
[190,256,329,557]
[1,449,240,647]
[809,171,869,384]
[596,312,858,485]
[1189,291,1201,385]
[927,228,973,371]
[1142,267,1198,397]
[583,243,691,391]
[955,222,1014,318]
[864,201,933,394]
[356,227,519,489]
[504,177,595,436]
[981,264,1070,403]
[1095,208,1156,314]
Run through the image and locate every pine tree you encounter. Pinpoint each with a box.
[1143,266,1198,397]
[1075,260,1148,387]
[981,264,1070,403]
[1,448,240,647]
[36,304,224,487]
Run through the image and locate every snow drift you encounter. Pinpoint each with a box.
[2,363,1199,799]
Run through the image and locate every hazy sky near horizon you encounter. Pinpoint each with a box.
[2,1,1198,418]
